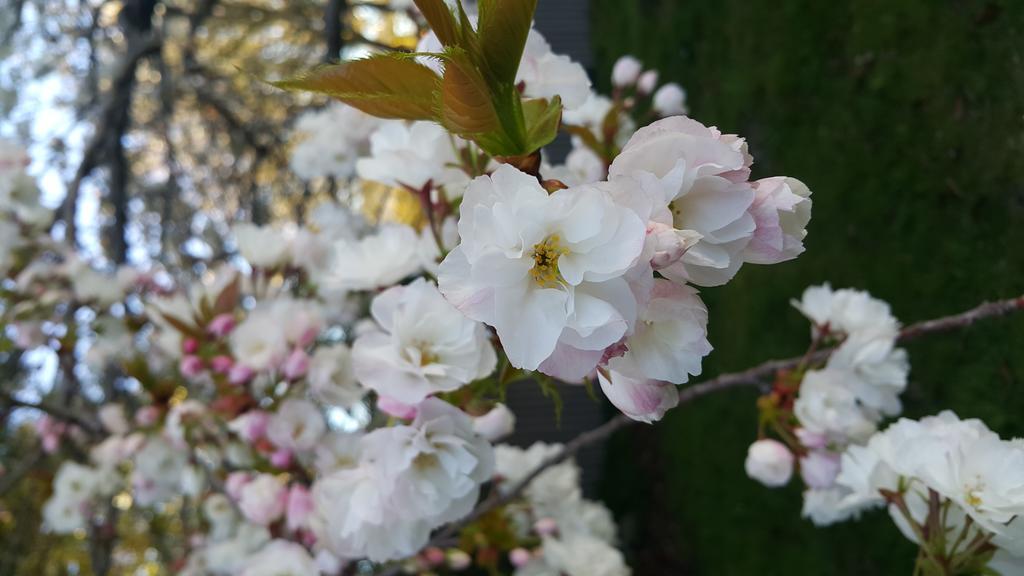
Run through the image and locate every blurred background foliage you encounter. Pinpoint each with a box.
[0,1,422,573]
[592,0,1024,573]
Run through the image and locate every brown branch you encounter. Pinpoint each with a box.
[324,0,347,62]
[0,391,102,435]
[380,293,1024,572]
[56,32,161,244]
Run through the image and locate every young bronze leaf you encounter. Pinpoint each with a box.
[273,55,441,121]
[413,0,460,46]
[478,0,539,86]
[441,52,500,137]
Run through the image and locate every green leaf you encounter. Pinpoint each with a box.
[523,95,562,152]
[272,54,441,120]
[440,49,500,135]
[453,0,483,62]
[537,376,563,427]
[562,123,604,157]
[477,0,538,86]
[413,0,461,46]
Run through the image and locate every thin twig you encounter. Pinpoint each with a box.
[381,293,1024,571]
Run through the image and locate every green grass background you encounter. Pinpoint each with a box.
[591,0,1024,573]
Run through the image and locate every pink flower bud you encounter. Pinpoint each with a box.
[41,433,60,454]
[377,396,418,420]
[270,448,293,469]
[179,355,205,379]
[228,364,255,386]
[534,517,558,536]
[207,313,236,338]
[281,348,310,381]
[296,326,319,349]
[509,548,532,568]
[135,406,160,427]
[210,355,234,374]
[182,338,200,355]
[612,55,642,87]
[225,471,251,500]
[286,484,315,532]
[229,410,269,443]
[647,222,700,270]
[637,69,659,94]
[423,547,445,567]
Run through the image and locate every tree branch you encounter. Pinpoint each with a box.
[385,293,1024,571]
[56,33,161,244]
[324,0,347,62]
[0,391,102,435]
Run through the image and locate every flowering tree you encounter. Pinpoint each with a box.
[1,1,1022,575]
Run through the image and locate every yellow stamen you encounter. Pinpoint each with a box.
[529,234,569,288]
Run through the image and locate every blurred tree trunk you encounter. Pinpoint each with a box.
[324,0,347,62]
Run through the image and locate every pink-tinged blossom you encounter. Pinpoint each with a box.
[237,473,288,526]
[743,176,812,265]
[423,547,445,567]
[796,428,829,450]
[376,395,418,420]
[270,449,293,469]
[510,547,533,567]
[135,406,160,427]
[228,411,270,444]
[801,450,842,489]
[597,356,679,424]
[622,280,711,385]
[610,116,756,287]
[225,471,251,500]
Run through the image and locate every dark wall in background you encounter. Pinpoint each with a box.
[590,0,1024,573]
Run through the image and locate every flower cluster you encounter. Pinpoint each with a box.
[742,285,1023,574]
[495,443,629,576]
[745,286,910,509]
[440,114,812,423]
[3,1,823,573]
[835,412,1024,574]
